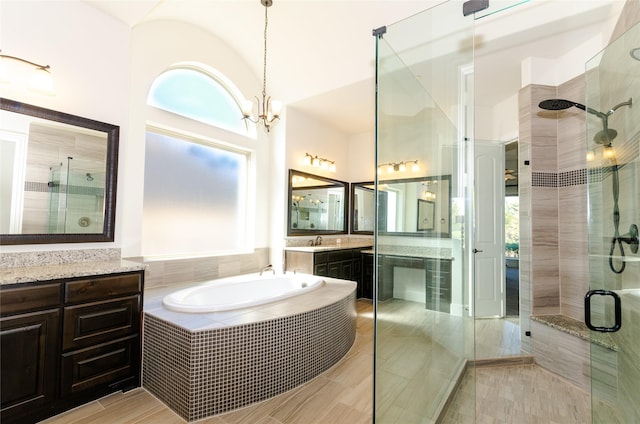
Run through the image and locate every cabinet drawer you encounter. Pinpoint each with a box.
[314,263,328,276]
[327,250,352,262]
[62,295,140,351]
[64,272,141,304]
[0,283,61,316]
[314,252,328,264]
[60,335,139,396]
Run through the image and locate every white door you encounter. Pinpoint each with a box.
[474,141,505,317]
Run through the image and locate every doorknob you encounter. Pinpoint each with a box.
[473,248,483,253]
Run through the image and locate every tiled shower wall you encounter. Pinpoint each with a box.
[518,75,589,323]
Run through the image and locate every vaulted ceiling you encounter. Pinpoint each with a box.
[85,0,624,135]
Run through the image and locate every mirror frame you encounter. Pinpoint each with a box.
[0,98,119,245]
[350,181,374,235]
[378,174,452,238]
[287,169,348,236]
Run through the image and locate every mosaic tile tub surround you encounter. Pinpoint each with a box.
[142,278,357,421]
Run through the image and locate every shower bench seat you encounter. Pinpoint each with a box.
[530,314,617,397]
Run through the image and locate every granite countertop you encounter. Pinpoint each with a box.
[0,259,147,285]
[284,241,373,252]
[360,247,454,260]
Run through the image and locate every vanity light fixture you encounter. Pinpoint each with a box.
[241,0,282,133]
[421,180,437,201]
[0,50,54,94]
[423,190,436,201]
[377,160,419,174]
[303,153,336,172]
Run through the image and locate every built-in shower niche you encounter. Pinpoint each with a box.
[47,157,105,234]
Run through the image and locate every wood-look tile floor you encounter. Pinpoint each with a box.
[41,300,593,424]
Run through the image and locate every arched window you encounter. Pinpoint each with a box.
[147,63,255,138]
[142,64,254,258]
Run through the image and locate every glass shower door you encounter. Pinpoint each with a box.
[374,2,474,422]
[585,21,640,424]
[374,1,533,422]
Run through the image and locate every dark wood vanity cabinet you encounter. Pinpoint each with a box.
[285,247,370,295]
[0,271,143,424]
[361,254,452,310]
[1,283,61,423]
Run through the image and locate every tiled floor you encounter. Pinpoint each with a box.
[41,299,596,424]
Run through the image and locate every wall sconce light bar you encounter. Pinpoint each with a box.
[377,160,419,174]
[0,51,54,94]
[303,153,336,172]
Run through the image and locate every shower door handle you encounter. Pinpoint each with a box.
[584,290,622,332]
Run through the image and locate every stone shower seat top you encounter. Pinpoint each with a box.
[531,314,617,351]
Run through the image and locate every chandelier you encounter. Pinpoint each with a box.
[242,0,282,133]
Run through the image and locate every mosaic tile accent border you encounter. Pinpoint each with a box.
[24,181,104,196]
[142,292,356,422]
[532,167,621,188]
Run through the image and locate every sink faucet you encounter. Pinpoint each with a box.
[260,264,275,276]
[314,236,323,246]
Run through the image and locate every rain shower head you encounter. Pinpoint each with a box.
[538,99,605,118]
[538,98,633,144]
[538,99,585,111]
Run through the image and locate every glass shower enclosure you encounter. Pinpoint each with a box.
[373,2,475,422]
[586,21,640,424]
[48,157,105,233]
[373,1,529,422]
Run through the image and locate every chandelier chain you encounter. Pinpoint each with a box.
[262,5,268,98]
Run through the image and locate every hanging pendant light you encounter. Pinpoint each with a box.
[242,0,281,133]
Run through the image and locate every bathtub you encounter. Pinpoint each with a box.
[162,273,324,313]
[144,275,357,421]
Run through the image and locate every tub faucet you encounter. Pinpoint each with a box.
[260,264,275,276]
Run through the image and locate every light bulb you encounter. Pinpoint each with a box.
[411,161,419,172]
[241,99,254,117]
[312,157,320,167]
[586,150,595,162]
[603,145,615,159]
[303,154,312,166]
[271,100,282,117]
[387,164,394,173]
[399,163,406,172]
[30,68,54,94]
[321,160,329,170]
[329,163,336,172]
[377,167,382,175]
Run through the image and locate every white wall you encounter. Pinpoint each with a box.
[347,131,375,182]
[1,0,131,253]
[284,107,351,182]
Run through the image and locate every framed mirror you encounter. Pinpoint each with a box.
[287,169,348,236]
[351,182,375,235]
[0,98,119,245]
[378,175,452,237]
